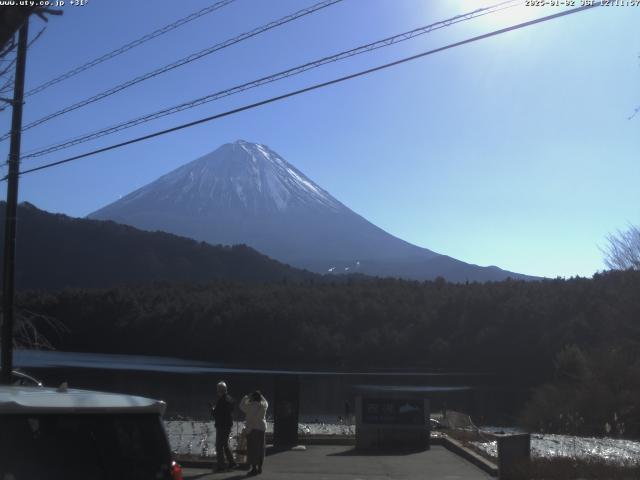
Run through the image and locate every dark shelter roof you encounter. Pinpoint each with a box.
[352,385,472,394]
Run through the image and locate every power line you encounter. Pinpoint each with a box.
[2,0,344,142]
[21,0,518,161]
[8,3,598,181]
[24,0,238,97]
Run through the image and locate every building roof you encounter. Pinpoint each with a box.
[353,384,472,394]
[0,385,166,415]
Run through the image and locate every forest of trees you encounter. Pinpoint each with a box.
[3,201,639,436]
[15,270,640,436]
[0,202,317,289]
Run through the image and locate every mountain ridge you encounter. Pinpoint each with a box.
[90,140,536,282]
[0,201,318,290]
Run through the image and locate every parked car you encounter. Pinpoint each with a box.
[0,384,183,480]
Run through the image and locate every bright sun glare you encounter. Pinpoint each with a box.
[452,0,561,29]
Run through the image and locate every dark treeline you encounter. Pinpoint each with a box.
[15,270,640,436]
[19,271,639,374]
[0,202,317,289]
[13,271,640,436]
[520,344,640,437]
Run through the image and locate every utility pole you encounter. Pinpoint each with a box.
[1,18,29,385]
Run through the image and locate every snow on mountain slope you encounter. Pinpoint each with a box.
[113,141,342,215]
[89,140,534,281]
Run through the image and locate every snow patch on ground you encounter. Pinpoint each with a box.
[165,418,640,466]
[164,420,354,457]
[471,433,640,465]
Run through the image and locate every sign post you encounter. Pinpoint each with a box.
[355,386,430,451]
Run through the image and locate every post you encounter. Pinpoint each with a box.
[273,375,299,448]
[497,433,531,480]
[1,18,29,385]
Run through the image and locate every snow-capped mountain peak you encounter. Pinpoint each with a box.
[89,140,534,282]
[121,140,342,214]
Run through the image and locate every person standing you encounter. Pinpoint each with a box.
[239,390,268,476]
[211,381,237,472]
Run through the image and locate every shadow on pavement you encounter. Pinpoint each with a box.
[265,445,298,457]
[185,471,249,480]
[327,447,429,457]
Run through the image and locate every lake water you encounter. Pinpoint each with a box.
[14,349,528,423]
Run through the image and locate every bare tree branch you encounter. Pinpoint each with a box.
[0,55,16,77]
[0,26,46,112]
[632,53,640,120]
[0,306,68,350]
[0,36,16,60]
[601,225,640,270]
[13,308,68,349]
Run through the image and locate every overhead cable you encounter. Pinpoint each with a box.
[21,0,518,160]
[2,0,344,141]
[24,0,239,97]
[9,3,599,180]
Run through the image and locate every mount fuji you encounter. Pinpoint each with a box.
[89,140,533,281]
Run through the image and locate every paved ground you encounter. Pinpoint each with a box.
[182,445,493,479]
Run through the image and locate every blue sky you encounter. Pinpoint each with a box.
[1,0,638,278]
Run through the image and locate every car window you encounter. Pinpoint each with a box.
[0,413,172,480]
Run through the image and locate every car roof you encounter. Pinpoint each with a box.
[11,370,43,386]
[0,385,166,415]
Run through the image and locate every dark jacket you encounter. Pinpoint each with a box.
[212,394,234,429]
